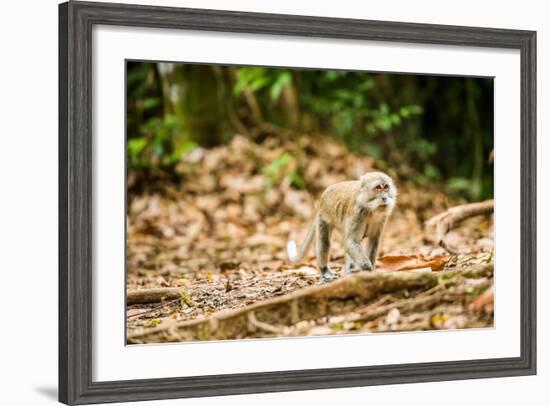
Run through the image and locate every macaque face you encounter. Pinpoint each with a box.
[361,172,397,211]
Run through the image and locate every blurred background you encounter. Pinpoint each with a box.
[127,62,493,200]
[125,62,495,340]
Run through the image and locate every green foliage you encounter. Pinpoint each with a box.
[261,152,304,189]
[127,138,147,158]
[447,177,473,195]
[171,140,198,163]
[262,152,291,188]
[126,61,494,200]
[262,153,291,177]
[127,112,197,167]
[234,67,293,101]
[423,163,442,181]
[289,171,306,189]
[234,68,271,95]
[127,115,173,167]
[270,72,292,101]
[299,71,424,159]
[142,97,161,110]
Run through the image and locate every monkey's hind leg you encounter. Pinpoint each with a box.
[316,218,334,282]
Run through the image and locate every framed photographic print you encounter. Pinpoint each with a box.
[59,1,537,404]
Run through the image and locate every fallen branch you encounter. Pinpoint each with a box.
[127,298,181,319]
[425,200,494,250]
[127,270,438,343]
[439,262,493,279]
[127,287,184,305]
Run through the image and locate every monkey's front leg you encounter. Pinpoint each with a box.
[342,254,358,275]
[345,238,373,272]
[366,219,386,271]
[344,218,373,272]
[316,219,334,282]
[366,235,380,271]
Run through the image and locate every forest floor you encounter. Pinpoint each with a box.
[126,129,494,343]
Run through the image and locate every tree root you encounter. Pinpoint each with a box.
[127,263,493,343]
[247,311,285,334]
[425,200,494,250]
[127,287,185,305]
[332,264,492,325]
[128,270,439,343]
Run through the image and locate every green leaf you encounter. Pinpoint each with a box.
[289,171,306,189]
[447,177,471,193]
[127,138,147,157]
[424,163,442,180]
[234,67,270,95]
[269,72,292,101]
[142,97,160,110]
[171,140,198,162]
[362,143,382,159]
[365,123,377,135]
[152,135,165,156]
[376,116,392,131]
[390,114,401,125]
[146,318,161,327]
[262,153,291,177]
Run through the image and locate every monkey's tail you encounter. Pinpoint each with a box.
[287,218,316,263]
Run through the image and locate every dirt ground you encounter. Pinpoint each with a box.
[126,131,494,343]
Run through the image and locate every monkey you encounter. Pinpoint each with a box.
[287,172,396,282]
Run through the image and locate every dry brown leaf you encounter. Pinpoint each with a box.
[470,286,494,312]
[246,234,283,247]
[376,254,449,272]
[127,129,494,339]
[127,308,146,317]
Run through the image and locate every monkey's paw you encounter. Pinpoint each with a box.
[342,263,358,275]
[359,259,374,272]
[320,267,335,282]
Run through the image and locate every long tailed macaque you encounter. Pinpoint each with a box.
[287,172,397,281]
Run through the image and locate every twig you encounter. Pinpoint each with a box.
[343,291,448,324]
[127,298,180,320]
[356,294,396,313]
[127,287,185,305]
[247,311,284,334]
[338,281,465,326]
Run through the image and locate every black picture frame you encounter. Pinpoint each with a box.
[59,1,537,404]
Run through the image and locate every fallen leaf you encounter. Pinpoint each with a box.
[470,286,494,312]
[376,254,449,272]
[217,260,241,271]
[175,278,191,286]
[127,308,146,317]
[288,266,318,277]
[431,313,449,328]
[246,234,283,247]
[307,326,333,336]
[146,318,162,327]
[385,308,401,326]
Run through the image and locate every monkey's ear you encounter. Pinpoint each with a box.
[360,173,369,186]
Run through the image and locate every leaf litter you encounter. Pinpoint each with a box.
[126,130,494,341]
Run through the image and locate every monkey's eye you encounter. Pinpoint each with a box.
[375,184,383,191]
[383,184,389,191]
